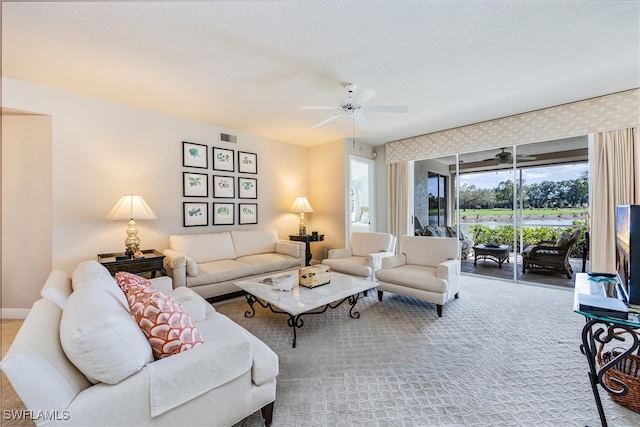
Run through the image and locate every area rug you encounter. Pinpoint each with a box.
[215,276,640,427]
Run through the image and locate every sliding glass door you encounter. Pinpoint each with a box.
[414,137,589,287]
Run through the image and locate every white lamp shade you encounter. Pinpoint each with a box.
[106,195,157,220]
[289,197,313,213]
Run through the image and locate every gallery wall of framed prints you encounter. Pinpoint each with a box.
[181,137,258,227]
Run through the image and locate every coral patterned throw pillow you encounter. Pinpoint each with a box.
[126,284,204,360]
[115,271,153,295]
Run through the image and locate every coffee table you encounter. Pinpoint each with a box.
[473,244,511,268]
[235,272,376,348]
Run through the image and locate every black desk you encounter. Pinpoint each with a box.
[289,234,324,266]
[574,273,639,427]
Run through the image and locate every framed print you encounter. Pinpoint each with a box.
[238,151,257,174]
[239,203,258,225]
[213,202,234,225]
[213,175,235,198]
[183,202,208,227]
[182,141,208,168]
[213,147,235,172]
[238,177,257,199]
[183,172,208,197]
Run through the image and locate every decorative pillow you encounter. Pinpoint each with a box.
[127,285,204,360]
[72,260,115,291]
[423,225,446,237]
[60,279,153,385]
[115,271,153,294]
[182,254,198,277]
[555,231,571,247]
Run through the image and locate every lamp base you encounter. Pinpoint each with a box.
[299,225,307,236]
[124,219,141,258]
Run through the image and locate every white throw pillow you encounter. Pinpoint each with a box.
[71,260,116,291]
[60,274,153,384]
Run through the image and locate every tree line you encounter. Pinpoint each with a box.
[457,176,588,210]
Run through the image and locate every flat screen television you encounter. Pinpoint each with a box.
[615,205,640,305]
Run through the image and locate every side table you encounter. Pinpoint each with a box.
[473,244,511,268]
[98,249,167,277]
[574,273,640,427]
[289,234,324,266]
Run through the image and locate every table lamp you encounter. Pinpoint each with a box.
[290,197,313,236]
[106,194,157,257]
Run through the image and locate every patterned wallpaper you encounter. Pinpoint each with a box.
[386,89,640,164]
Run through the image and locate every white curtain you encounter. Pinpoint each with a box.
[388,162,411,249]
[590,127,639,272]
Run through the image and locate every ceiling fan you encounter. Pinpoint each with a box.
[301,83,408,129]
[485,148,537,164]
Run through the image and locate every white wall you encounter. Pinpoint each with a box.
[2,78,309,305]
[2,113,53,315]
[307,139,345,262]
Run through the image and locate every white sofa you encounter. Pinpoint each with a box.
[1,261,279,426]
[322,232,396,280]
[163,229,306,299]
[375,235,461,317]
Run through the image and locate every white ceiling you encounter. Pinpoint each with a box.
[2,1,639,147]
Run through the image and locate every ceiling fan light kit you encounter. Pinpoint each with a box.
[301,83,408,129]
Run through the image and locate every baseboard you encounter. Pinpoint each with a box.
[1,308,30,319]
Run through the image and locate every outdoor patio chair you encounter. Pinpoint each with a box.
[521,229,582,279]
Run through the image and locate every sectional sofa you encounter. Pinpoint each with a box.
[1,261,279,426]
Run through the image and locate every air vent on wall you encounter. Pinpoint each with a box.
[220,132,237,143]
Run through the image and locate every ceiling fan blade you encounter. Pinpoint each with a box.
[353,113,371,129]
[355,88,377,105]
[363,105,409,113]
[311,114,344,128]
[301,106,339,110]
[517,155,537,160]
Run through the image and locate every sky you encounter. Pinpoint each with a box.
[459,163,589,190]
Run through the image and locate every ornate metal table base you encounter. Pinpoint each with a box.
[243,292,362,348]
[580,319,639,427]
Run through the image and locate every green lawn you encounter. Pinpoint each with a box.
[456,208,588,217]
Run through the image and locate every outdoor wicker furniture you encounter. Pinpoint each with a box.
[521,229,582,279]
[473,244,510,268]
[415,224,474,260]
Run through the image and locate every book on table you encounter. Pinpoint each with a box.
[578,293,629,320]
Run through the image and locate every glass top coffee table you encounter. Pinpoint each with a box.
[235,272,376,348]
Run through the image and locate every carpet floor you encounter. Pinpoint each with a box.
[2,276,639,426]
[214,276,640,427]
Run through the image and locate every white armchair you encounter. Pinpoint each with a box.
[375,235,461,317]
[322,232,396,280]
